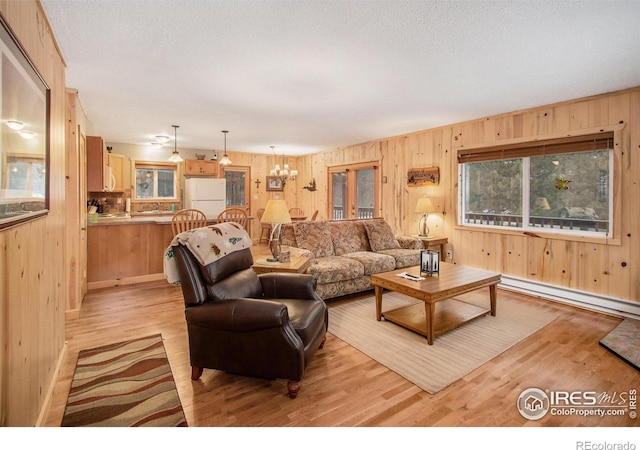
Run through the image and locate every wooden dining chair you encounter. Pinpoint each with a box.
[289,207,305,217]
[256,208,272,244]
[217,207,249,230]
[171,209,207,235]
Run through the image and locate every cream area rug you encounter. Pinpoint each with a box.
[328,291,558,394]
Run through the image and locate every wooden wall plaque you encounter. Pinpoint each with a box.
[407,167,439,186]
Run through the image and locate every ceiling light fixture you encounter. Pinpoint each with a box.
[6,120,24,130]
[219,130,232,166]
[269,146,297,185]
[168,125,183,163]
[155,135,170,144]
[19,131,35,139]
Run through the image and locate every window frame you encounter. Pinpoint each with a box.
[132,160,179,202]
[454,126,623,245]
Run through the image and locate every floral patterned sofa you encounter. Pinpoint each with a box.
[280,218,423,300]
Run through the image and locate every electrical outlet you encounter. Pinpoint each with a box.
[446,250,453,260]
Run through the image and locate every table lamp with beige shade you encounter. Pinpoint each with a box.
[415,197,435,237]
[260,199,292,261]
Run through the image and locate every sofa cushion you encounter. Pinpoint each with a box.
[377,248,421,269]
[363,220,401,251]
[315,277,373,300]
[307,256,364,284]
[343,251,396,275]
[396,235,424,249]
[294,221,334,257]
[331,221,368,255]
[280,223,297,247]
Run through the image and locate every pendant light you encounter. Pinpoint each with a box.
[219,130,232,165]
[168,125,183,162]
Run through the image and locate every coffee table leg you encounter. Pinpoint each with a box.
[375,285,383,321]
[425,302,435,345]
[490,284,497,316]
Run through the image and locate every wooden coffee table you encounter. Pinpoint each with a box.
[252,255,311,274]
[372,263,501,345]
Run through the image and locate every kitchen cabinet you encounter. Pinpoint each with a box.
[108,153,125,191]
[184,159,218,176]
[86,136,125,192]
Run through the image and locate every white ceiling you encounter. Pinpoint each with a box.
[40,0,640,156]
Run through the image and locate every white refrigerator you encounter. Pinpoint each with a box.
[183,178,226,216]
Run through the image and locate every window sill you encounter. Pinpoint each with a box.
[454,224,621,246]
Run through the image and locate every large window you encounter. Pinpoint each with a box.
[134,162,177,200]
[329,163,379,220]
[458,133,613,237]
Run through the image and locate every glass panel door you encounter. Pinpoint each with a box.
[329,163,379,220]
[221,166,251,210]
[331,171,347,219]
[356,168,375,218]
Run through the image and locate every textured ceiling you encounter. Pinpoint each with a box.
[40,0,640,156]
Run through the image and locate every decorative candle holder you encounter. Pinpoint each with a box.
[420,250,440,276]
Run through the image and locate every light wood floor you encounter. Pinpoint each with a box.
[44,256,639,427]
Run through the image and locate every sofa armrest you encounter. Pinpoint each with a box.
[259,272,321,300]
[396,235,423,249]
[185,298,289,332]
[284,246,315,261]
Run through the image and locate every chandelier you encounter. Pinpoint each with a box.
[269,146,297,185]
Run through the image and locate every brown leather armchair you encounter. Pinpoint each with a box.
[173,244,328,398]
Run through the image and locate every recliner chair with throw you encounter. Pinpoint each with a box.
[172,237,328,398]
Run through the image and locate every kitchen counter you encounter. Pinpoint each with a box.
[87,214,254,289]
[87,219,178,288]
[90,212,253,225]
[88,212,217,225]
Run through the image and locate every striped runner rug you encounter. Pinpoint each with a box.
[328,290,558,394]
[61,334,187,427]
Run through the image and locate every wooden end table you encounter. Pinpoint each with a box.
[412,235,448,261]
[252,255,311,274]
[372,263,501,345]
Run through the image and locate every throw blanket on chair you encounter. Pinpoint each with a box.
[164,222,252,285]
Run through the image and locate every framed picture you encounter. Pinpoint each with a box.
[0,14,50,230]
[266,176,284,191]
[407,166,440,187]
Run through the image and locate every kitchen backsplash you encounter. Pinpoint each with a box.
[87,191,181,214]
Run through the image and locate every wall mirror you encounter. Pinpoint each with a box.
[0,14,50,230]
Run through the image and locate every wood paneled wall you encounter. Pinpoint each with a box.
[115,88,638,305]
[0,1,66,426]
[297,88,640,304]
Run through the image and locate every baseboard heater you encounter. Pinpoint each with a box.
[499,275,640,320]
